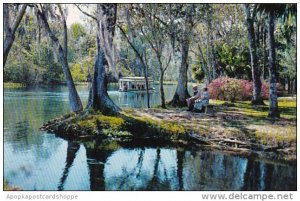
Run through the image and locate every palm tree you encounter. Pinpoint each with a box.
[257,3,296,118]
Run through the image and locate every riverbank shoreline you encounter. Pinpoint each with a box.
[3,82,92,88]
[41,97,296,162]
[3,81,193,89]
[4,180,22,191]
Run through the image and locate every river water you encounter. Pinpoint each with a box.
[4,84,296,190]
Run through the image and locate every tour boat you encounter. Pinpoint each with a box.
[119,77,155,92]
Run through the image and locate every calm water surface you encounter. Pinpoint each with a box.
[4,84,296,190]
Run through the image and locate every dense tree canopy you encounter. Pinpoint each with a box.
[4,3,296,114]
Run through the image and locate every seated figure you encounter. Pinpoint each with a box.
[194,87,209,112]
[186,84,201,111]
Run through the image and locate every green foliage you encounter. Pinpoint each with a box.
[96,115,125,129]
[3,3,296,93]
[223,79,242,102]
[160,122,186,136]
[70,23,85,41]
[77,113,125,133]
[216,43,251,79]
[191,63,205,82]
[4,52,38,86]
[70,63,87,82]
[277,9,296,81]
[4,11,96,86]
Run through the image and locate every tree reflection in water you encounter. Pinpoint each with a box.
[58,141,80,190]
[56,140,296,191]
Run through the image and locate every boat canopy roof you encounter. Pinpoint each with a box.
[119,77,153,82]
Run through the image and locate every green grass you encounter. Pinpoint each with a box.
[122,110,186,137]
[211,98,297,120]
[4,82,24,88]
[77,113,126,135]
[209,98,296,146]
[45,97,296,155]
[209,99,226,105]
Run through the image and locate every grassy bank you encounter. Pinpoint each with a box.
[3,82,25,88]
[4,82,91,89]
[41,109,187,142]
[41,97,296,161]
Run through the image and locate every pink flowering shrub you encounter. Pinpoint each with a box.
[208,77,269,102]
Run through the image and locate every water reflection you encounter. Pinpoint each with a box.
[4,85,297,191]
[84,140,121,190]
[77,141,296,191]
[58,142,80,191]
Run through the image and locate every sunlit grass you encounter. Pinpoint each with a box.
[4,82,24,88]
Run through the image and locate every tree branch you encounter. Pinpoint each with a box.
[36,6,59,43]
[57,4,68,58]
[11,4,28,35]
[118,24,146,68]
[164,52,172,72]
[74,4,97,21]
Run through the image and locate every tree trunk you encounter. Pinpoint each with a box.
[86,21,121,115]
[99,4,118,80]
[287,77,293,94]
[205,4,214,82]
[170,13,191,107]
[59,46,83,112]
[143,48,151,108]
[268,11,280,118]
[143,65,151,109]
[262,23,268,80]
[89,49,120,115]
[245,4,264,105]
[170,41,190,106]
[38,8,83,112]
[290,79,294,94]
[4,4,27,67]
[206,35,211,83]
[293,79,296,95]
[211,35,217,80]
[160,70,166,108]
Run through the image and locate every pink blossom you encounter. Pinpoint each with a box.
[208,77,270,101]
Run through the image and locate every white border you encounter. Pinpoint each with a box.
[0,1,299,201]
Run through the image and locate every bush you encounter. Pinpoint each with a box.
[208,77,269,102]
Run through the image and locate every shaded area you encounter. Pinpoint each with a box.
[79,141,296,190]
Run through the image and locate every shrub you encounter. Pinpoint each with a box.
[208,77,270,102]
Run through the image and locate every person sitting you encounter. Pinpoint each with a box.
[186,84,201,111]
[194,87,210,112]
